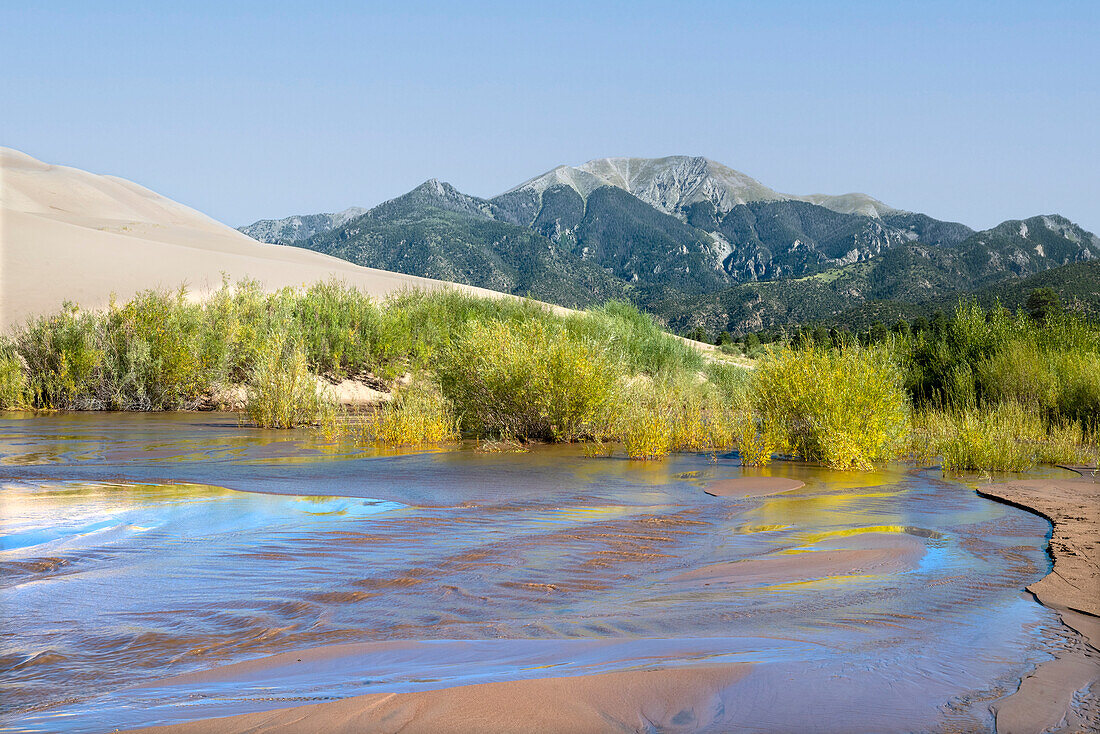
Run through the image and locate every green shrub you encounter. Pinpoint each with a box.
[570,300,705,378]
[293,281,381,376]
[100,289,218,409]
[0,347,28,409]
[751,346,910,470]
[923,402,1094,473]
[245,339,331,428]
[17,304,103,409]
[437,319,621,441]
[1049,350,1100,431]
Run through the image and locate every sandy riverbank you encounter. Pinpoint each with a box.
[975,469,1100,733]
[125,665,751,734]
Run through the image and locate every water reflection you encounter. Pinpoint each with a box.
[0,413,1062,732]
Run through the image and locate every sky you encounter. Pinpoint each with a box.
[2,1,1097,232]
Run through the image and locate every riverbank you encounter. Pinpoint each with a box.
[125,664,751,734]
[975,469,1100,733]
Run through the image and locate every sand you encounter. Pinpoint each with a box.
[975,471,1100,733]
[126,665,751,734]
[703,476,804,498]
[672,531,926,587]
[0,147,504,331]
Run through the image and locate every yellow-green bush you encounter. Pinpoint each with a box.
[0,349,28,409]
[621,411,672,460]
[437,320,620,441]
[927,401,1094,473]
[751,346,910,470]
[102,289,217,409]
[17,304,103,409]
[738,416,782,467]
[245,340,331,428]
[358,380,458,446]
[614,375,740,460]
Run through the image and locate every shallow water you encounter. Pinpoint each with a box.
[0,413,1066,732]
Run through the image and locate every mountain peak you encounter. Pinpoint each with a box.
[502,155,897,219]
[395,178,497,220]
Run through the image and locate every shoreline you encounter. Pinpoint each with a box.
[123,665,753,734]
[972,468,1100,733]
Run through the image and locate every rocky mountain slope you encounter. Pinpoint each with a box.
[239,157,1099,333]
[658,215,1100,334]
[239,206,368,246]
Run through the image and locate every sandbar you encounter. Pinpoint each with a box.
[975,471,1100,733]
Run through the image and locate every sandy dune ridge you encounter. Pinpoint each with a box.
[0,147,501,332]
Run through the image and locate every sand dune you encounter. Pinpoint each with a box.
[0,148,499,331]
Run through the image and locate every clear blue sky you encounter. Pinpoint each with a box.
[2,1,1097,232]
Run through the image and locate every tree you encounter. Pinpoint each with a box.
[892,319,911,337]
[931,310,948,337]
[686,326,710,343]
[912,315,930,334]
[743,332,761,350]
[831,326,855,348]
[716,330,733,346]
[868,321,889,343]
[1026,287,1063,322]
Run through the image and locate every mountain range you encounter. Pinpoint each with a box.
[240,156,1100,334]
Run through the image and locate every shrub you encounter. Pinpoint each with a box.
[621,412,672,460]
[737,416,781,467]
[358,380,458,446]
[245,339,331,428]
[751,346,910,470]
[926,402,1093,473]
[934,402,1041,473]
[16,304,103,409]
[0,347,27,409]
[437,319,620,441]
[293,281,380,376]
[613,374,740,460]
[100,289,216,409]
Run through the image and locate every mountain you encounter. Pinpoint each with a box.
[492,156,935,282]
[238,156,1098,334]
[659,215,1100,334]
[297,180,627,308]
[239,206,367,245]
[496,156,896,220]
[0,148,498,331]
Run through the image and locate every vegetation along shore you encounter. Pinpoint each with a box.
[2,280,1097,474]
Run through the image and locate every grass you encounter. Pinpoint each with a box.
[919,402,1095,473]
[354,380,458,446]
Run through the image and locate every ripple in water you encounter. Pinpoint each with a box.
[0,413,1063,732]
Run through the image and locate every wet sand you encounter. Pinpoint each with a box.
[703,476,804,498]
[975,470,1100,733]
[126,665,752,734]
[673,531,926,587]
